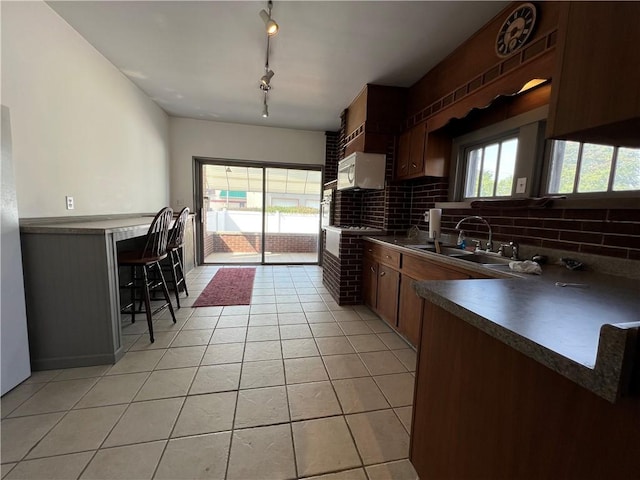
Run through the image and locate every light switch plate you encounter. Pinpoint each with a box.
[66,196,74,210]
[516,177,527,194]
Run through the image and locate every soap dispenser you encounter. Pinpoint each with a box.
[457,230,466,250]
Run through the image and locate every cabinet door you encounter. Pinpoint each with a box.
[408,124,426,175]
[377,264,400,327]
[424,129,451,178]
[547,2,640,146]
[395,131,411,179]
[362,257,378,309]
[398,275,423,347]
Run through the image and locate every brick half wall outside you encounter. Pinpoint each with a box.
[204,232,319,257]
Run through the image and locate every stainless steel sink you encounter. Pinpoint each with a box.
[405,244,512,266]
[449,253,512,265]
[407,245,464,255]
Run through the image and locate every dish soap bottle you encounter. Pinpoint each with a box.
[457,230,466,250]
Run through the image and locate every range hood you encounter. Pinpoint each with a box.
[337,152,386,190]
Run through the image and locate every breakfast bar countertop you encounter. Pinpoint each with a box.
[19,215,158,235]
[363,234,639,403]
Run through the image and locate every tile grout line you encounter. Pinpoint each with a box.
[222,289,251,480]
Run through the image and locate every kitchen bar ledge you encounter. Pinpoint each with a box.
[363,235,639,402]
[21,214,166,237]
[19,214,195,370]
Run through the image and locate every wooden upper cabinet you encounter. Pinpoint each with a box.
[547,2,640,147]
[408,124,426,175]
[395,124,424,179]
[424,128,451,178]
[395,123,450,180]
[344,85,406,157]
[396,130,411,178]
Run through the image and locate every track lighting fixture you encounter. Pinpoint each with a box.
[259,1,279,36]
[258,1,279,118]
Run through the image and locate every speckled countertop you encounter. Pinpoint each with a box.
[364,235,640,403]
[21,216,157,234]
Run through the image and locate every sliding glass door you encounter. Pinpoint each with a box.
[197,160,321,265]
[264,168,322,264]
[201,164,264,264]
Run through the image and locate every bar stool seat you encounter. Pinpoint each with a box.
[118,207,176,342]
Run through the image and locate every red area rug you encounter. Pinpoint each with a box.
[193,268,256,307]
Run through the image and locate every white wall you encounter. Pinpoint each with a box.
[170,117,326,211]
[1,2,170,218]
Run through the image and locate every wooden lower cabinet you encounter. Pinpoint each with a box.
[411,301,640,479]
[362,242,491,348]
[376,264,399,327]
[362,257,378,309]
[398,275,423,346]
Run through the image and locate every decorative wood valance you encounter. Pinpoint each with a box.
[408,28,558,133]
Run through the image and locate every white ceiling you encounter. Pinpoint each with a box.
[47,1,508,132]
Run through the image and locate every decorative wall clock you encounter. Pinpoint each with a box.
[495,3,537,58]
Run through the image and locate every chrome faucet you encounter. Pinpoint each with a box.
[498,241,519,260]
[455,216,493,252]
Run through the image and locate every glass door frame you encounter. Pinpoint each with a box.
[193,157,324,266]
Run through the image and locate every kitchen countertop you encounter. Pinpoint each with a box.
[364,235,640,403]
[20,216,156,235]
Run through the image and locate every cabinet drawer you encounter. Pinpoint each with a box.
[364,242,401,269]
[378,246,401,268]
[402,253,471,280]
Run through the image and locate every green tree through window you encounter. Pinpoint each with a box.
[548,141,640,194]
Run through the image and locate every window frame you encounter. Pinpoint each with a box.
[543,139,640,199]
[449,106,548,202]
[461,134,520,200]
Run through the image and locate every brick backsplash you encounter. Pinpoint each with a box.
[361,189,385,229]
[408,177,450,228]
[442,207,640,260]
[384,184,412,232]
[324,131,340,184]
[335,190,362,226]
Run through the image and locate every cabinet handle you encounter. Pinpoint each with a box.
[380,271,386,277]
[385,255,391,259]
[411,163,417,168]
[368,248,373,252]
[370,266,376,273]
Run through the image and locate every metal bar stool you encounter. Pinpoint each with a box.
[118,207,176,342]
[164,207,190,308]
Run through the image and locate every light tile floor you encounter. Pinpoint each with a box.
[1,265,419,480]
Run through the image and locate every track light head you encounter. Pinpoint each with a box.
[260,70,275,88]
[259,8,279,36]
[262,103,269,118]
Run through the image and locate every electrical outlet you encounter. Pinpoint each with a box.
[516,177,527,194]
[423,211,430,222]
[66,196,74,210]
